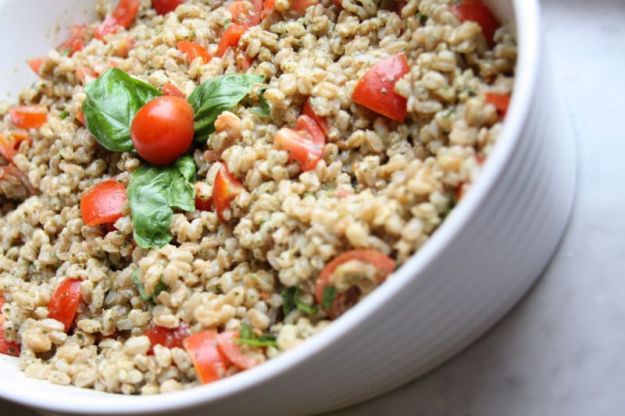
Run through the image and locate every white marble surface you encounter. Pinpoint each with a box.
[2,0,624,414]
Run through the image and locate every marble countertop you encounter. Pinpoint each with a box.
[3,0,624,414]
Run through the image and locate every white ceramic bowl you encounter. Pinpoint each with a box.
[0,0,576,415]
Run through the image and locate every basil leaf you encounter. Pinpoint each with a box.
[131,269,167,304]
[83,68,162,152]
[128,156,196,249]
[236,323,278,348]
[322,286,337,311]
[188,74,264,141]
[296,299,318,315]
[282,287,317,315]
[251,87,270,118]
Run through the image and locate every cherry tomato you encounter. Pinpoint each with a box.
[485,92,511,118]
[302,99,329,135]
[216,24,247,57]
[152,0,185,15]
[451,0,499,47]
[262,0,275,19]
[130,96,195,165]
[0,131,30,163]
[94,0,141,40]
[80,180,127,227]
[144,324,189,353]
[274,114,325,172]
[27,57,48,77]
[217,331,264,370]
[177,40,212,64]
[213,166,244,221]
[48,278,82,332]
[0,293,20,357]
[58,25,88,56]
[161,82,185,98]
[352,54,409,122]
[315,250,395,318]
[10,106,48,129]
[183,330,227,384]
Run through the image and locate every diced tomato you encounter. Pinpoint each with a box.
[161,82,185,98]
[48,278,82,332]
[274,114,325,172]
[302,99,329,135]
[10,106,48,129]
[0,293,20,357]
[144,324,189,353]
[450,0,499,47]
[485,92,511,118]
[291,0,317,13]
[152,0,185,15]
[177,40,212,64]
[216,24,246,58]
[229,0,262,27]
[94,0,141,40]
[27,57,48,77]
[217,331,264,370]
[76,110,86,126]
[195,182,212,211]
[58,25,88,56]
[0,131,30,163]
[262,0,275,19]
[213,166,244,221]
[75,66,98,84]
[236,52,254,71]
[315,250,395,318]
[183,330,227,384]
[80,180,127,227]
[113,37,134,58]
[352,54,409,122]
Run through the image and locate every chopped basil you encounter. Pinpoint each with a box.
[82,68,162,152]
[59,110,69,120]
[131,269,167,303]
[188,74,264,141]
[251,87,270,118]
[236,323,278,348]
[282,287,318,316]
[321,286,337,311]
[127,156,196,249]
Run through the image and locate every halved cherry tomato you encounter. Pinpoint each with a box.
[315,250,395,319]
[216,24,246,58]
[152,0,185,15]
[80,180,127,227]
[217,331,264,370]
[161,82,185,98]
[183,330,227,384]
[130,96,195,165]
[144,324,189,353]
[485,92,511,118]
[0,131,30,163]
[302,99,329,135]
[177,40,212,64]
[75,66,98,84]
[352,54,409,122]
[292,0,317,13]
[10,106,48,129]
[229,0,262,27]
[76,110,86,126]
[94,0,141,40]
[27,57,48,77]
[0,293,20,357]
[451,0,499,47]
[213,166,244,221]
[274,114,325,172]
[48,278,82,332]
[58,25,88,56]
[262,0,275,19]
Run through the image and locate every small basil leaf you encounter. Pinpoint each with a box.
[131,269,167,304]
[128,156,196,249]
[251,87,270,118]
[281,287,297,316]
[236,323,278,348]
[83,68,162,152]
[322,286,337,311]
[188,74,264,141]
[295,299,318,315]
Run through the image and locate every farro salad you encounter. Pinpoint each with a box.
[0,0,515,394]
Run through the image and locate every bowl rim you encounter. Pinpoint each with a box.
[0,0,541,413]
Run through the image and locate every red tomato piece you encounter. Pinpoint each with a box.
[195,182,213,211]
[451,0,499,47]
[161,82,185,98]
[315,250,395,318]
[236,52,254,71]
[183,330,227,384]
[152,0,185,15]
[94,0,141,40]
[291,0,317,13]
[10,106,48,129]
[485,92,511,118]
[48,278,82,332]
[217,331,264,370]
[262,0,275,19]
[58,25,88,56]
[144,324,189,353]
[274,114,325,172]
[0,293,20,357]
[213,166,244,221]
[177,40,212,64]
[76,110,86,126]
[352,54,409,122]
[0,131,30,163]
[130,96,195,165]
[229,0,262,27]
[27,57,48,77]
[302,99,329,135]
[216,24,246,58]
[80,180,127,227]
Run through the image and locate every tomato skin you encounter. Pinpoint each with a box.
[152,0,185,15]
[161,82,185,98]
[217,331,264,370]
[76,110,86,126]
[0,131,30,163]
[48,278,82,332]
[80,180,127,227]
[485,92,511,118]
[262,0,275,19]
[10,106,48,129]
[451,0,499,47]
[144,324,189,353]
[352,54,409,122]
[58,25,88,56]
[315,250,395,318]
[302,99,329,135]
[216,24,247,57]
[94,0,140,40]
[177,41,212,64]
[0,293,20,357]
[27,57,48,76]
[213,166,244,221]
[292,0,317,12]
[183,330,227,384]
[274,115,325,172]
[130,96,195,165]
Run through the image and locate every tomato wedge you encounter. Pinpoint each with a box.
[183,330,227,384]
[177,40,212,64]
[80,180,127,227]
[291,0,317,13]
[94,0,141,40]
[10,106,48,129]
[27,57,48,77]
[213,166,244,221]
[217,331,264,370]
[302,99,329,135]
[161,82,185,98]
[144,324,189,353]
[0,131,29,163]
[152,0,185,15]
[230,0,262,26]
[48,278,82,332]
[352,54,409,122]
[58,25,88,56]
[485,92,511,118]
[315,250,395,318]
[274,114,325,172]
[76,110,86,126]
[216,24,246,57]
[0,293,20,357]
[451,0,499,47]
